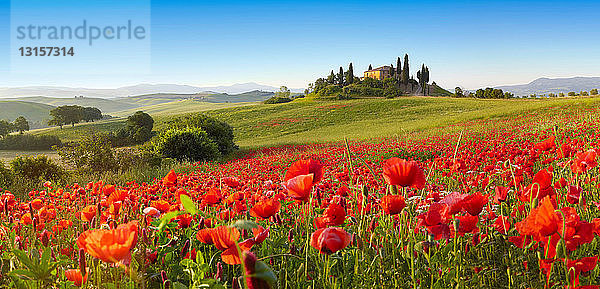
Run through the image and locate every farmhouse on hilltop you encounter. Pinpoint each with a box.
[363,65,393,80]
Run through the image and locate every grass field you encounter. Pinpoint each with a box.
[0,100,54,124]
[24,96,600,147]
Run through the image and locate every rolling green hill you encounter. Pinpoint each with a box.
[4,96,141,113]
[27,96,600,148]
[0,101,54,128]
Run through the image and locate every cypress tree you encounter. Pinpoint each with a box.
[402,54,409,84]
[347,63,354,84]
[368,64,373,70]
[396,57,401,77]
[327,70,335,84]
[390,64,395,78]
[338,66,344,86]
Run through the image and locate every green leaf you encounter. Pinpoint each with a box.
[180,194,198,215]
[231,219,258,231]
[252,260,278,289]
[179,258,196,267]
[8,269,37,280]
[172,282,188,289]
[158,211,182,232]
[196,249,205,265]
[12,250,35,271]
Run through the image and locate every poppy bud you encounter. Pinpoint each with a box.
[387,184,398,195]
[198,216,205,230]
[287,229,294,243]
[362,185,369,197]
[532,198,539,209]
[215,262,223,281]
[368,218,377,232]
[453,219,460,233]
[78,248,87,275]
[160,270,167,283]
[274,213,282,226]
[352,234,363,249]
[41,230,50,247]
[555,239,566,259]
[142,228,148,245]
[163,280,171,289]
[181,239,190,257]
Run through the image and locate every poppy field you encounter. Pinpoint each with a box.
[2,103,600,289]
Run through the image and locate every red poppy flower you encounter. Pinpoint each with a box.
[493,186,509,204]
[31,198,43,210]
[455,215,479,235]
[571,149,598,174]
[516,196,559,239]
[208,226,254,265]
[163,170,177,186]
[80,205,97,223]
[381,195,406,215]
[310,227,351,255]
[382,158,426,189]
[284,159,324,184]
[492,216,511,234]
[315,203,346,228]
[196,228,214,244]
[250,198,281,219]
[520,168,555,202]
[65,269,88,286]
[285,174,314,202]
[461,192,488,216]
[77,221,138,263]
[440,192,467,215]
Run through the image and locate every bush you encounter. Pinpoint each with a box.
[167,114,237,155]
[56,132,118,172]
[343,84,384,97]
[0,134,62,150]
[264,96,293,104]
[10,155,65,181]
[111,111,154,146]
[154,127,219,161]
[0,161,12,188]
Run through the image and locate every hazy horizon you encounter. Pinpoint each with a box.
[1,0,600,90]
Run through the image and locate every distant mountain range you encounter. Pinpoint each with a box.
[0,82,303,98]
[495,77,600,96]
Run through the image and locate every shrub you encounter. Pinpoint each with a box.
[167,114,237,155]
[343,84,384,97]
[0,134,62,150]
[56,132,118,172]
[154,127,219,161]
[111,111,154,146]
[9,155,65,181]
[264,96,293,104]
[590,89,598,95]
[0,161,12,188]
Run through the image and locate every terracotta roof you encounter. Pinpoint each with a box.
[365,66,392,72]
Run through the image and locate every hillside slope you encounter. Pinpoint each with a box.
[496,77,600,95]
[0,101,54,128]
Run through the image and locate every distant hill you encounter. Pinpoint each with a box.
[0,101,54,128]
[0,83,302,98]
[3,96,141,113]
[495,77,600,96]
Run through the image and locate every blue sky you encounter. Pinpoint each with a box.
[1,0,599,90]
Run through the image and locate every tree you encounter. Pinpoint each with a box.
[82,107,103,122]
[559,92,565,97]
[401,54,409,84]
[590,89,598,95]
[346,63,355,85]
[327,70,336,84]
[276,86,291,99]
[48,105,84,128]
[396,57,402,77]
[368,64,373,71]
[12,116,29,134]
[455,87,464,98]
[417,64,430,95]
[568,92,576,96]
[337,66,344,86]
[0,120,12,138]
[581,91,589,96]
